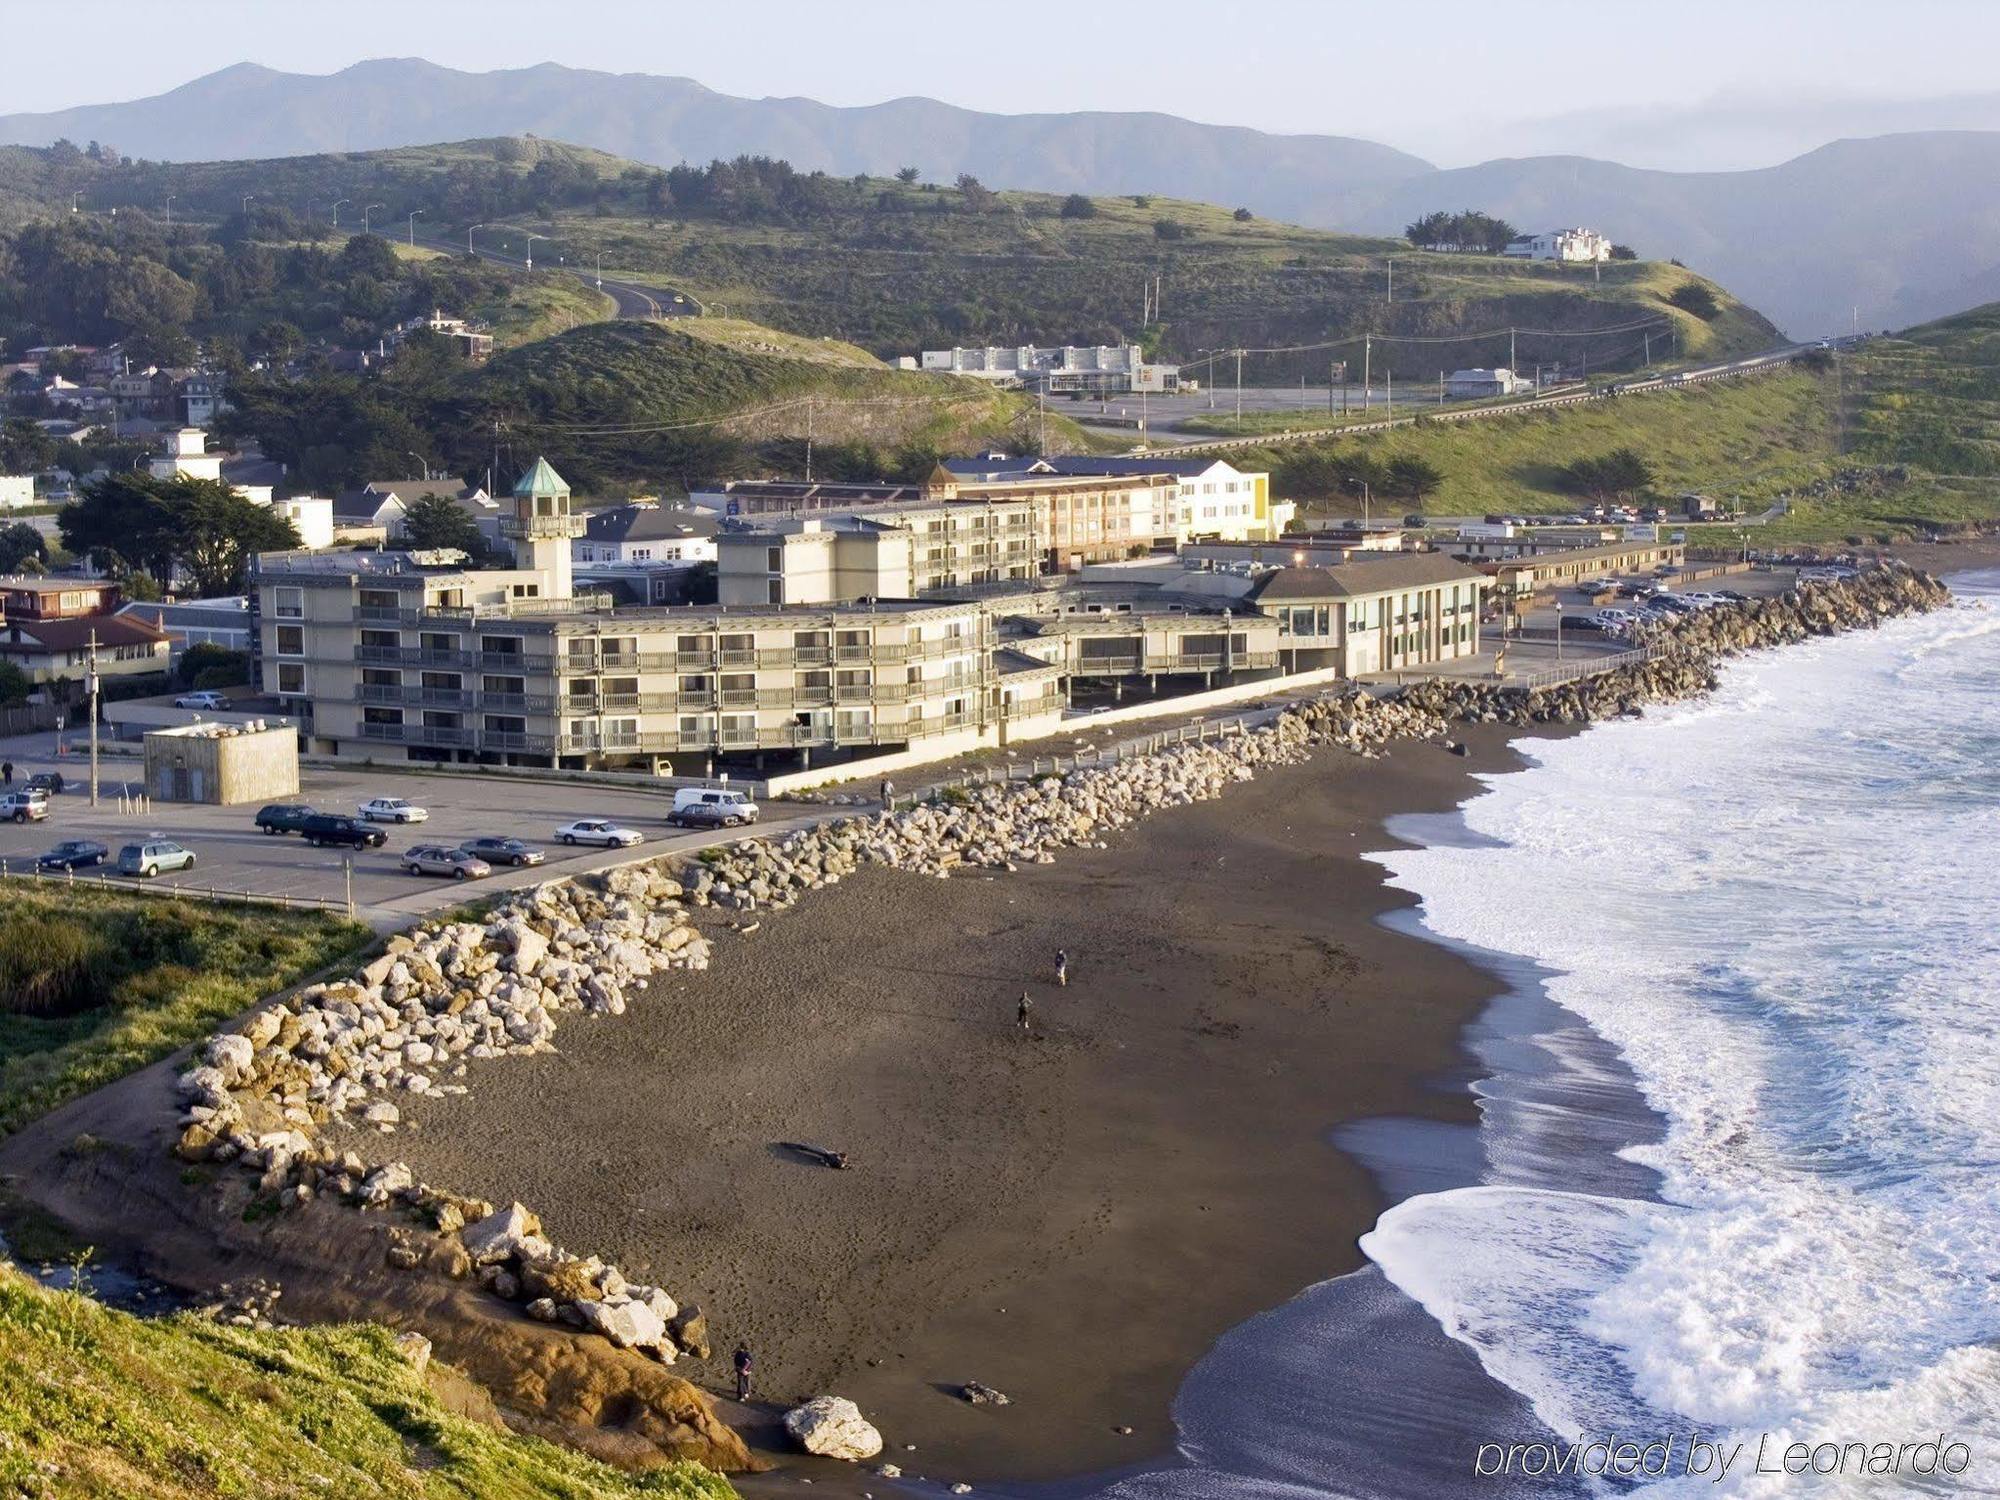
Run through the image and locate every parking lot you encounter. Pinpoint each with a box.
[0,748,832,929]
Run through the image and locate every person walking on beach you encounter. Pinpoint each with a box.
[1017,991,1034,1035]
[880,778,895,811]
[1054,949,1068,987]
[733,1344,753,1402]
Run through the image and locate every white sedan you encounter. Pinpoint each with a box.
[358,796,429,823]
[555,818,643,848]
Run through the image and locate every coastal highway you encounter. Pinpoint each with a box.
[410,232,697,321]
[1140,337,1854,457]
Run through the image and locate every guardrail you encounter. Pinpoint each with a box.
[1509,642,1668,691]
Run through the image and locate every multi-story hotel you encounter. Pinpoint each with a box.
[251,460,1065,771]
[714,498,1041,606]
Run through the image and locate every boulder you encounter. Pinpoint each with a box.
[460,1202,551,1266]
[206,1033,256,1086]
[393,1331,432,1374]
[578,1295,667,1352]
[960,1381,1011,1406]
[520,1255,603,1305]
[667,1305,711,1359]
[783,1396,884,1461]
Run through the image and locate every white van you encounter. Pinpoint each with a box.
[669,787,760,827]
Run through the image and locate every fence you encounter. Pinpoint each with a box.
[0,859,356,916]
[1510,643,1668,692]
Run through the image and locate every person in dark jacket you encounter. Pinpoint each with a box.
[733,1343,754,1402]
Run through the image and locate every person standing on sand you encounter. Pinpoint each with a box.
[733,1344,753,1402]
[881,778,895,810]
[1018,991,1034,1035]
[1054,949,1068,987]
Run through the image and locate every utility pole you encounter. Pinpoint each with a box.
[1439,369,1445,407]
[1143,279,1151,324]
[1037,389,1047,455]
[1235,349,1243,427]
[1386,367,1393,414]
[1643,331,1652,367]
[87,631,100,807]
[1387,256,1394,304]
[804,399,814,482]
[1363,334,1371,412]
[1509,327,1517,372]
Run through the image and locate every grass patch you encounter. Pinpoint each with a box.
[0,1262,736,1499]
[0,887,368,1140]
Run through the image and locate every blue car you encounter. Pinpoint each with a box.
[37,839,108,871]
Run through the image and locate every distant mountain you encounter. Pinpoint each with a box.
[3,59,1997,338]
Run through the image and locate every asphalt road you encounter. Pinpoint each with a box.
[411,233,697,320]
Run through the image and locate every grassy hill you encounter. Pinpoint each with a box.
[227,317,1087,493]
[0,1261,733,1499]
[1235,302,2000,546]
[1,137,1777,379]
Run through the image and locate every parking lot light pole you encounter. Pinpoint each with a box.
[344,854,354,918]
[87,631,100,806]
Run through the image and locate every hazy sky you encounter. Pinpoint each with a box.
[10,0,2000,169]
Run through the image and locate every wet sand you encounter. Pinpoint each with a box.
[382,723,1528,1485]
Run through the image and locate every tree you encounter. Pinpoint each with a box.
[1668,282,1720,320]
[1232,207,1254,222]
[62,471,177,584]
[176,641,249,688]
[1384,455,1445,502]
[0,661,29,706]
[895,166,921,185]
[1059,194,1097,220]
[1556,447,1655,502]
[0,418,58,475]
[1609,243,1638,261]
[169,479,302,596]
[400,493,485,555]
[955,174,995,213]
[0,522,46,573]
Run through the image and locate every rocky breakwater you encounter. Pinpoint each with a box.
[1401,564,1952,729]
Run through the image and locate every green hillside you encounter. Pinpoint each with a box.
[2,137,1777,378]
[225,317,1083,493]
[0,1262,733,1500]
[1237,308,2000,547]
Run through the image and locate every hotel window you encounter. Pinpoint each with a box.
[679,674,712,695]
[420,631,459,654]
[273,587,304,619]
[274,624,304,656]
[275,662,305,694]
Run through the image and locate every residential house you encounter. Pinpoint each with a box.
[119,595,253,658]
[1444,368,1526,398]
[1502,228,1613,263]
[574,500,719,567]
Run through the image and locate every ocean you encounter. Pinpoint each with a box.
[1092,569,2000,1499]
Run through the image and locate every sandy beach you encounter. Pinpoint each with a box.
[372,722,1529,1485]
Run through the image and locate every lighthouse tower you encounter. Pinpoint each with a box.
[504,456,582,600]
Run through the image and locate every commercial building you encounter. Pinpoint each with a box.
[917,344,1181,395]
[715,498,1040,606]
[251,458,1064,772]
[1244,554,1488,677]
[1444,368,1526,398]
[1479,539,1688,599]
[938,454,1288,546]
[689,481,925,519]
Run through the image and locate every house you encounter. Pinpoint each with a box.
[148,428,226,484]
[334,479,497,543]
[0,475,34,510]
[0,611,170,685]
[574,500,719,567]
[178,372,225,426]
[266,496,334,550]
[397,310,494,363]
[1444,368,1525,399]
[1502,228,1613,263]
[118,595,252,657]
[0,576,125,621]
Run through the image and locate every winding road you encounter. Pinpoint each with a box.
[412,232,697,321]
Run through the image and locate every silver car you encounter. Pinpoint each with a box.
[401,844,491,880]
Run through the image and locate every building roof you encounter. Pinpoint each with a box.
[941,454,1239,481]
[1247,554,1486,603]
[2,614,168,652]
[333,490,405,524]
[361,478,481,503]
[513,457,569,499]
[583,503,720,544]
[119,599,250,633]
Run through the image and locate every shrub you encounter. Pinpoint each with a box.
[1059,194,1097,220]
[1232,207,1253,222]
[1668,282,1721,320]
[1153,220,1189,241]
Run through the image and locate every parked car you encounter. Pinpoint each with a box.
[24,771,64,796]
[300,814,388,849]
[402,844,491,880]
[1594,608,1639,627]
[117,839,196,878]
[670,787,760,825]
[174,689,228,711]
[37,839,108,871]
[1559,615,1609,632]
[458,836,544,867]
[358,796,428,823]
[668,801,751,831]
[254,803,318,835]
[555,819,644,848]
[1,790,49,823]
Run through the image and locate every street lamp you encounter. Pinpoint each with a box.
[524,233,545,269]
[361,203,384,233]
[407,208,425,246]
[242,194,255,216]
[466,222,486,256]
[407,452,430,480]
[331,198,349,226]
[69,191,81,213]
[594,250,602,288]
[164,194,176,226]
[1346,477,1372,526]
